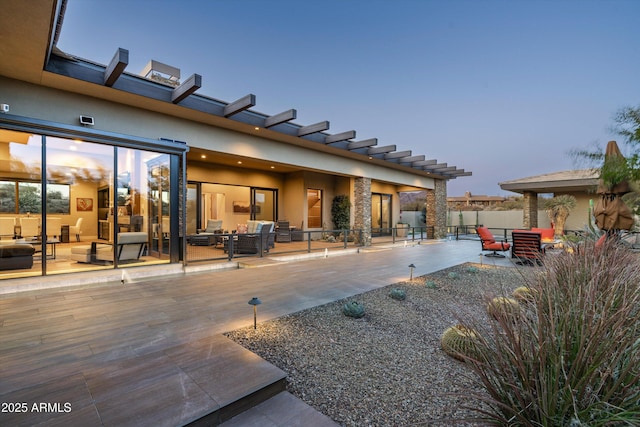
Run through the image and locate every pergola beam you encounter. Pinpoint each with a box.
[171,73,202,104]
[348,138,377,150]
[412,159,437,167]
[325,130,356,144]
[298,121,330,137]
[368,145,396,155]
[424,163,448,171]
[104,47,128,87]
[224,94,256,117]
[264,109,297,128]
[399,155,425,163]
[384,150,412,160]
[437,166,457,173]
[447,171,472,178]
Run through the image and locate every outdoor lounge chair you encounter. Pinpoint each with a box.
[276,220,291,243]
[235,222,273,254]
[511,230,544,265]
[476,226,511,257]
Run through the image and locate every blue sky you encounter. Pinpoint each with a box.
[57,0,640,196]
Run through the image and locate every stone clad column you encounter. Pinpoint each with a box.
[353,177,372,246]
[425,179,447,239]
[523,191,538,228]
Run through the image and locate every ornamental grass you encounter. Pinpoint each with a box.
[460,240,640,426]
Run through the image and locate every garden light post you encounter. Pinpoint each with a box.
[408,263,416,281]
[248,297,262,329]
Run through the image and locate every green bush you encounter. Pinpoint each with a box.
[331,195,351,231]
[461,240,640,425]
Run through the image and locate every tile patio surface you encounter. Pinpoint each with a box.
[0,240,514,426]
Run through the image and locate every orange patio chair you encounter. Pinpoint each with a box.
[476,226,511,258]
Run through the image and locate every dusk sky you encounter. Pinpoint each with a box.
[57,0,640,196]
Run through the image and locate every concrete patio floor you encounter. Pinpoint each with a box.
[0,240,514,426]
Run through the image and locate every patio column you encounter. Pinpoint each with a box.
[353,177,372,246]
[426,179,447,239]
[523,191,538,228]
[434,179,447,239]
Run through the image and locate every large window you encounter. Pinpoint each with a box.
[0,182,70,214]
[307,189,322,228]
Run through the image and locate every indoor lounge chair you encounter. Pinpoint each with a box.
[476,226,511,258]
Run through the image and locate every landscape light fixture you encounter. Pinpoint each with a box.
[408,263,416,281]
[248,297,262,329]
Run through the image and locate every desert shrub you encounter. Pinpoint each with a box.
[460,240,640,426]
[389,288,406,301]
[342,301,365,318]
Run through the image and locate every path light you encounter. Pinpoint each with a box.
[408,263,416,281]
[248,297,262,329]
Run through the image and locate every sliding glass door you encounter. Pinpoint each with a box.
[371,193,392,236]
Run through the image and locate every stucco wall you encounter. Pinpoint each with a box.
[1,77,438,188]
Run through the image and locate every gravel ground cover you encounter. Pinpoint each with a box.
[225,262,528,426]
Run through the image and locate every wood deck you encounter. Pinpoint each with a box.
[0,240,506,426]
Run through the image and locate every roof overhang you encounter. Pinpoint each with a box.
[499,170,599,194]
[0,0,471,183]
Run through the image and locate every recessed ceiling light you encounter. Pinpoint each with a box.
[237,161,242,164]
[200,154,206,159]
[270,166,275,169]
[254,127,259,131]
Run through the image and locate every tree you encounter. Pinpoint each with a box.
[610,105,640,182]
[543,195,577,237]
[572,105,640,219]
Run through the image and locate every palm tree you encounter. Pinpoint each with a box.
[543,195,577,237]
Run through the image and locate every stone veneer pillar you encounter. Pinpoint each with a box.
[523,191,538,228]
[353,177,372,246]
[434,179,447,239]
[426,179,447,239]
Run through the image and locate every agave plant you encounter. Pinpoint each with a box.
[389,288,406,301]
[342,301,365,318]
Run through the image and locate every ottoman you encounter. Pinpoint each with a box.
[0,244,35,270]
[70,245,93,263]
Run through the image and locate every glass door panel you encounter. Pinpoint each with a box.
[251,188,276,221]
[147,154,170,258]
[371,193,392,236]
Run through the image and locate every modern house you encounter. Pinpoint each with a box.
[0,0,470,282]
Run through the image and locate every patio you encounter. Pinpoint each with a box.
[0,240,513,426]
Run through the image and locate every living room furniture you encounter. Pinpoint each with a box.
[69,218,83,242]
[71,232,148,264]
[0,217,16,239]
[476,226,511,257]
[0,243,35,270]
[511,230,545,265]
[19,217,40,240]
[32,238,60,260]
